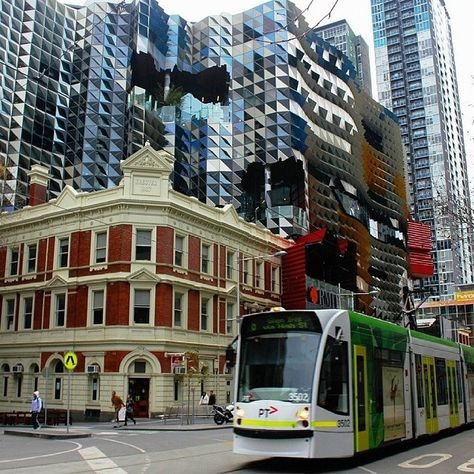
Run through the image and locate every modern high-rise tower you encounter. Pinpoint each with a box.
[371,0,474,297]
[314,19,373,97]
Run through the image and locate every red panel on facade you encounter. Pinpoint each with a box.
[282,229,326,310]
[407,220,434,278]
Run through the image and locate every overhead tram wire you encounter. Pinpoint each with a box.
[268,0,317,37]
[256,0,341,45]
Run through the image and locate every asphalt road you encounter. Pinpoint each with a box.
[1,424,474,473]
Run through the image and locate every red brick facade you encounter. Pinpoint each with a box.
[0,147,288,419]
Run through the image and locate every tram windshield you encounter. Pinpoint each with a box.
[237,311,322,403]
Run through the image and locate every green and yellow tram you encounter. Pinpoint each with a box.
[233,309,474,458]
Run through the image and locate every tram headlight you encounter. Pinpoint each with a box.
[296,406,309,421]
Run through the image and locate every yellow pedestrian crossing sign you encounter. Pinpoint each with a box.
[63,351,78,370]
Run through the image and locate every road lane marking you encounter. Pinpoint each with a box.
[94,437,151,473]
[398,453,452,468]
[458,457,474,472]
[358,467,378,474]
[95,437,146,453]
[0,441,82,463]
[79,446,127,473]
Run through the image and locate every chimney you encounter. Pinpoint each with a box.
[27,164,50,206]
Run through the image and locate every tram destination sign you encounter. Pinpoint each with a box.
[242,311,321,336]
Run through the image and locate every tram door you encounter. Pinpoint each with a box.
[422,357,438,434]
[354,345,369,452]
[447,360,459,427]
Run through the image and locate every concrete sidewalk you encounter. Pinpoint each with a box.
[80,417,232,431]
[3,417,232,439]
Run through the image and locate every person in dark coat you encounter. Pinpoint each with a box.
[124,394,136,426]
[208,390,216,406]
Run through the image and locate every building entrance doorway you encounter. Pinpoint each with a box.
[128,378,150,418]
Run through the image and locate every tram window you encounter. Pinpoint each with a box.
[373,359,383,412]
[317,336,349,415]
[435,358,448,405]
[415,354,424,408]
[375,347,403,366]
[456,361,463,403]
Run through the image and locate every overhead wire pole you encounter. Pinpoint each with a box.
[338,283,379,311]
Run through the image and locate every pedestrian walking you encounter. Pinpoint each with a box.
[31,391,42,430]
[208,390,216,406]
[124,394,137,426]
[111,390,125,427]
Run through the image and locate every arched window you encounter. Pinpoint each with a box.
[87,363,101,402]
[14,365,23,398]
[1,364,10,398]
[53,359,64,400]
[30,363,40,392]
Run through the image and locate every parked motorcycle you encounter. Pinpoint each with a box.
[212,404,234,425]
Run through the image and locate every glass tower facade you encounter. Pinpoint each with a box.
[0,0,411,318]
[314,19,373,97]
[371,0,474,297]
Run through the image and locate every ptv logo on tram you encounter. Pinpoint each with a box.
[258,406,278,418]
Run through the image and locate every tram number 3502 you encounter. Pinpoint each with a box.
[288,392,310,402]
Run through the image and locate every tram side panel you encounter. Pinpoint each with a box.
[349,313,411,454]
[461,345,474,423]
[409,333,464,437]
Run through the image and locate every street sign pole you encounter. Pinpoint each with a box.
[44,367,49,427]
[66,369,71,434]
[62,351,78,434]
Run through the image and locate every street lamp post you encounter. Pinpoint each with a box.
[235,250,287,330]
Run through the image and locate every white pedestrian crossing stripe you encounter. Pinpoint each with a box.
[79,446,127,473]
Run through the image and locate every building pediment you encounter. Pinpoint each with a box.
[120,144,175,199]
[127,268,160,282]
[45,275,68,289]
[121,143,174,175]
[51,185,79,210]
